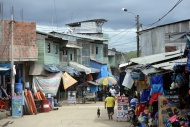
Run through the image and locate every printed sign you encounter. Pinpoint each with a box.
[12,96,23,117]
[68,91,76,104]
[117,96,129,121]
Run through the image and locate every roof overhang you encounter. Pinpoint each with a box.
[130,50,183,65]
[66,44,82,49]
[152,58,187,71]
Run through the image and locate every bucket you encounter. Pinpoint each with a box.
[34,99,41,113]
[47,97,54,107]
[41,100,50,113]
[25,82,30,89]
[14,83,23,93]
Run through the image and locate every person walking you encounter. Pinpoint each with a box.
[109,86,117,98]
[105,92,115,120]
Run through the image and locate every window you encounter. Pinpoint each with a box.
[47,43,51,53]
[55,45,58,54]
[70,54,73,61]
[91,44,94,54]
[103,44,108,57]
[63,50,68,55]
[96,47,98,54]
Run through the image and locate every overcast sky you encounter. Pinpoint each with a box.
[1,0,189,52]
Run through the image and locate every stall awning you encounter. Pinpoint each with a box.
[62,72,77,90]
[69,62,91,74]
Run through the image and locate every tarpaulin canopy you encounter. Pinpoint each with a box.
[44,64,60,73]
[56,65,81,76]
[62,72,77,90]
[32,72,62,96]
[29,64,49,76]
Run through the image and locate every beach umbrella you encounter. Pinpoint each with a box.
[96,76,117,86]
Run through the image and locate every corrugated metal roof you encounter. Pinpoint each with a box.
[152,58,187,70]
[51,31,108,41]
[138,19,190,34]
[130,50,183,65]
[37,31,68,40]
[119,62,132,68]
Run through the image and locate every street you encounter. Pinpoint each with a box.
[0,101,132,127]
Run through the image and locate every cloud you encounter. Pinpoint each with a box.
[2,0,190,52]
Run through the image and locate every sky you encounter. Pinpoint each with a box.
[1,0,190,52]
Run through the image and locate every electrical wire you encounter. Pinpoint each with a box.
[109,41,136,47]
[109,37,136,46]
[108,24,136,39]
[144,0,183,29]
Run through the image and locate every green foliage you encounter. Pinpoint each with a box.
[124,51,137,62]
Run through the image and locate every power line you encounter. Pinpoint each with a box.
[109,41,136,47]
[108,24,136,38]
[109,37,136,46]
[144,0,183,29]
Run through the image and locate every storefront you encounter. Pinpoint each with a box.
[119,50,190,126]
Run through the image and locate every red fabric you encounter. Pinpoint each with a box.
[86,74,93,81]
[149,92,162,105]
[135,103,146,116]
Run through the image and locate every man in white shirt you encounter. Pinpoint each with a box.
[109,86,116,97]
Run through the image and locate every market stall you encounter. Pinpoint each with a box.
[76,81,99,103]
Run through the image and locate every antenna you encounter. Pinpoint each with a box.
[20,8,23,21]
[0,2,2,20]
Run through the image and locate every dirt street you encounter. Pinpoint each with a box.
[0,101,132,127]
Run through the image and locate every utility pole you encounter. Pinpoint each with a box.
[11,7,15,100]
[122,8,140,57]
[136,15,140,57]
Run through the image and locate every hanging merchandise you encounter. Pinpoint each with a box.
[122,73,134,89]
[175,73,188,88]
[130,66,145,81]
[140,88,150,103]
[150,75,163,86]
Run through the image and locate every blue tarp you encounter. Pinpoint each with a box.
[97,65,113,79]
[0,62,11,75]
[90,60,113,79]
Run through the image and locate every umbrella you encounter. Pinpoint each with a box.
[96,76,117,86]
